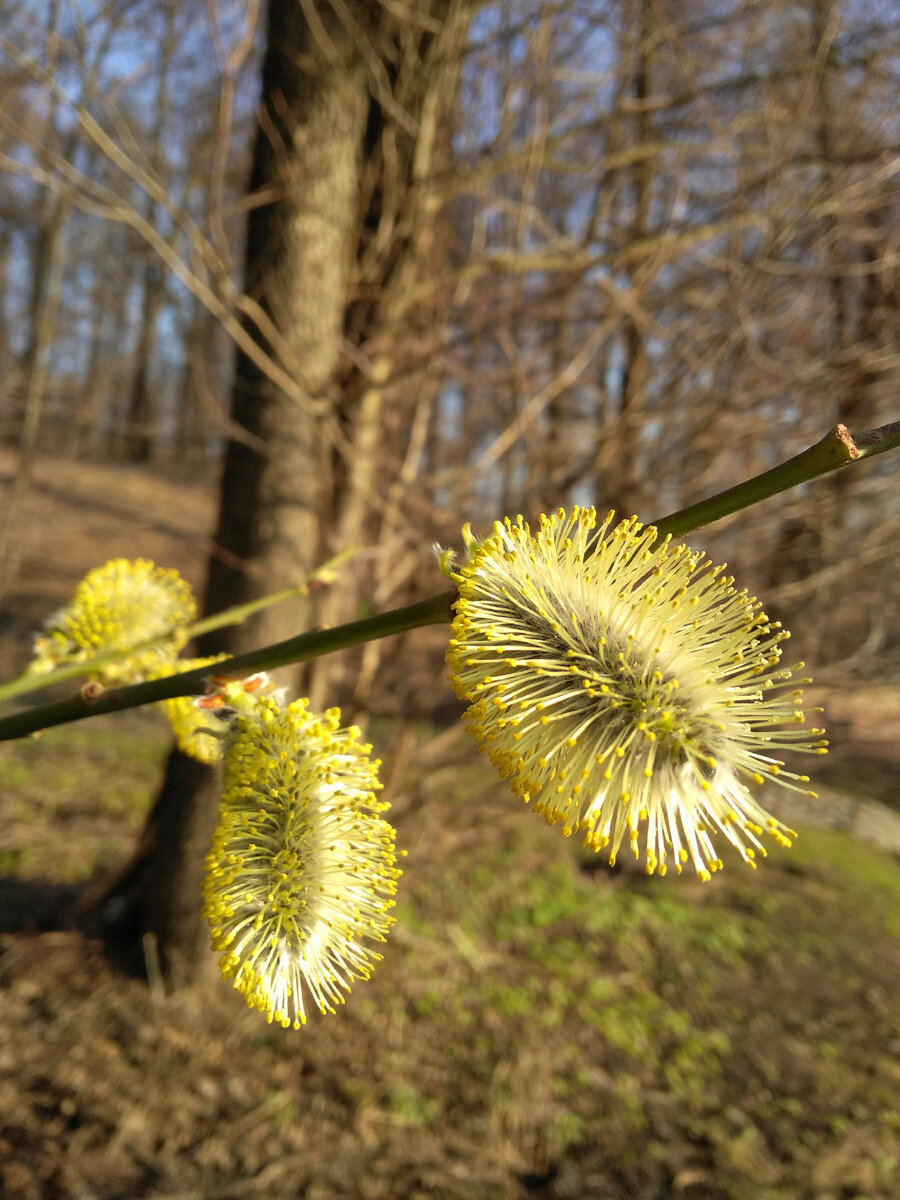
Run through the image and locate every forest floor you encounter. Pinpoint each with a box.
[0,452,898,1200]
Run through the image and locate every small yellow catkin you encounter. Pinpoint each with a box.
[30,558,196,682]
[203,696,402,1029]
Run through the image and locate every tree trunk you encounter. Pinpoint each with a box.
[104,0,375,980]
[203,1,372,659]
[0,0,67,597]
[307,0,465,710]
[101,0,466,984]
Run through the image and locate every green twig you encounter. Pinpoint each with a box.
[652,422,875,539]
[0,592,454,741]
[0,638,170,705]
[0,419,896,743]
[853,418,900,457]
[0,547,358,705]
[189,546,358,637]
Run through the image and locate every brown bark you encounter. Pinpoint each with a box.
[203,0,372,663]
[308,0,465,710]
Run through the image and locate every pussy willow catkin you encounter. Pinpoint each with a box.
[447,507,826,880]
[203,697,401,1028]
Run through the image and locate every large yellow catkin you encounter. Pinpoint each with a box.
[447,507,827,880]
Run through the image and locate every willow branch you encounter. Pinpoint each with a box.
[0,548,358,705]
[652,422,881,539]
[0,419,896,742]
[0,593,454,741]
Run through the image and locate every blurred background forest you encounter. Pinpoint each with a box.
[0,0,898,689]
[0,1,898,1198]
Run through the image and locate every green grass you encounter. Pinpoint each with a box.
[0,713,169,881]
[2,726,898,1198]
[789,827,900,936]
[386,775,900,1198]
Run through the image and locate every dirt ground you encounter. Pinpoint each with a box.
[0,454,898,1200]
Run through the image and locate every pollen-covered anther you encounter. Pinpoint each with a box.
[446,506,826,880]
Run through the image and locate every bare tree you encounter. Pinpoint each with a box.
[102,0,469,979]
